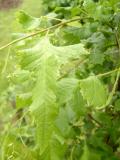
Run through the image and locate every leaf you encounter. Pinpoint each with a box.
[17,11,40,30]
[17,37,88,154]
[1,0,120,159]
[35,104,58,155]
[56,42,89,64]
[17,37,88,156]
[55,104,75,137]
[80,144,89,160]
[40,134,66,160]
[80,143,101,160]
[11,70,30,83]
[16,92,32,109]
[2,132,37,160]
[30,56,58,111]
[57,78,79,104]
[115,99,120,111]
[80,76,107,108]
[30,56,58,154]
[19,37,89,71]
[90,52,105,65]
[83,0,97,17]
[71,86,87,117]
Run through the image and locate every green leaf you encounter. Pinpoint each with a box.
[80,143,101,160]
[31,56,58,155]
[115,99,120,111]
[11,70,30,83]
[72,86,87,117]
[57,78,79,104]
[30,56,58,111]
[19,37,88,71]
[17,37,88,155]
[83,0,97,17]
[2,132,37,160]
[55,104,75,137]
[16,92,32,109]
[80,76,107,108]
[40,134,66,160]
[1,0,120,159]
[17,11,40,30]
[90,52,105,65]
[80,144,89,160]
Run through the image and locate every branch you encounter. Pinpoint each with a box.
[106,71,120,106]
[1,47,11,74]
[58,59,120,81]
[97,70,120,111]
[115,30,120,56]
[0,17,89,51]
[97,68,120,78]
[88,113,102,127]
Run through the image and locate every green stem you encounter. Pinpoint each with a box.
[98,70,120,110]
[115,30,120,56]
[106,71,120,106]
[0,17,89,51]
[70,145,75,160]
[1,47,11,74]
[97,68,120,78]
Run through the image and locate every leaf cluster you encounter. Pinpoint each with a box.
[0,0,120,159]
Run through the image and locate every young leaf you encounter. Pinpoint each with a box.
[80,76,107,108]
[17,11,40,30]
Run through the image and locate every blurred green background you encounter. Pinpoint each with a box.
[0,0,43,92]
[0,0,42,46]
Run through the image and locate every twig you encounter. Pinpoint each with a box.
[1,47,11,74]
[58,59,120,81]
[115,30,120,56]
[105,71,120,106]
[88,113,102,127]
[43,15,63,22]
[98,70,120,110]
[70,145,75,160]
[0,17,89,51]
[97,68,120,78]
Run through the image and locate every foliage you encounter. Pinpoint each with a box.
[0,0,120,159]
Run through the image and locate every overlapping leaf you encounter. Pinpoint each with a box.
[17,37,88,156]
[80,76,108,108]
[19,37,89,70]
